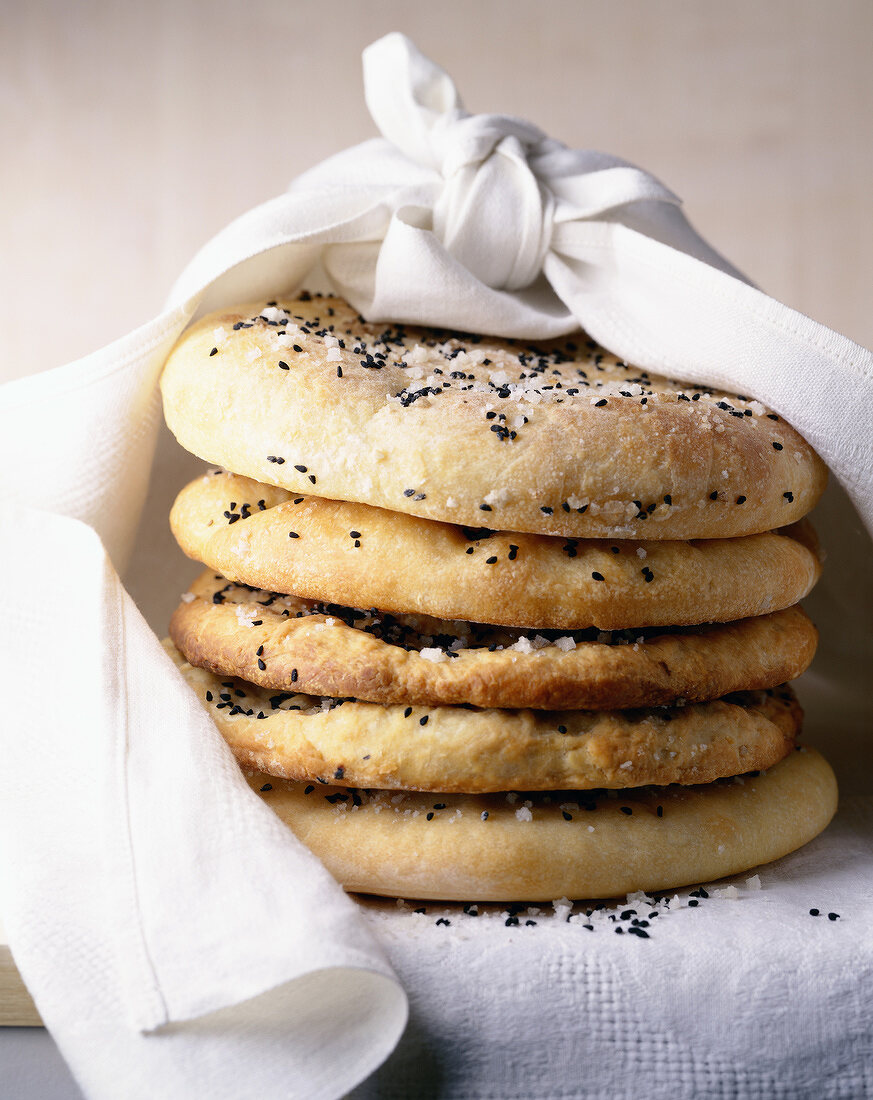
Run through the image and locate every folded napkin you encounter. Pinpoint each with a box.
[0,30,871,1100]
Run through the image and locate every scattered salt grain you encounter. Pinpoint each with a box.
[515,806,533,822]
[483,487,511,508]
[180,592,196,603]
[419,648,448,663]
[746,874,762,890]
[554,636,576,652]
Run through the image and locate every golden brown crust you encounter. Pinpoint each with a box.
[170,571,818,710]
[160,297,827,539]
[167,640,800,792]
[170,471,821,630]
[246,749,837,901]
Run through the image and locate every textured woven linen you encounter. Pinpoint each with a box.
[0,30,871,1100]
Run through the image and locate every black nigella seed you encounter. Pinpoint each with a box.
[664,494,672,505]
[772,441,783,451]
[736,495,747,505]
[709,491,719,500]
[257,658,266,671]
[292,344,302,353]
[349,530,361,538]
[278,360,289,370]
[828,912,840,921]
[288,531,299,538]
[540,506,553,515]
[260,783,272,792]
[688,899,699,907]
[562,811,572,821]
[465,547,475,554]
[486,555,498,564]
[294,464,307,473]
[205,691,213,702]
[784,491,794,502]
[595,398,607,407]
[620,806,633,815]
[810,908,820,916]
[404,707,412,718]
[479,503,492,511]
[209,347,218,356]
[656,805,663,817]
[419,715,429,726]
[591,571,604,581]
[404,488,415,497]
[508,545,518,560]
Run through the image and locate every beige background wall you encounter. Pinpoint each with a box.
[3,0,873,380]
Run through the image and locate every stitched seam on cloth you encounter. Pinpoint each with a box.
[110,580,168,1028]
[578,236,873,380]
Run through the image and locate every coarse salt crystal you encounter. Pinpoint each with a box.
[212,327,228,345]
[235,606,257,627]
[324,335,339,347]
[619,761,633,770]
[419,647,447,663]
[180,591,196,603]
[445,496,458,508]
[511,636,535,654]
[260,306,287,324]
[636,547,647,559]
[246,347,262,362]
[483,487,511,508]
[554,636,576,652]
[715,885,739,900]
[326,347,342,362]
[746,874,762,890]
[515,806,533,822]
[552,896,573,920]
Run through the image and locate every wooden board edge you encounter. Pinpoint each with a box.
[0,943,42,1027]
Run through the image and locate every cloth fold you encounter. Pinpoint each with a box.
[0,28,871,1100]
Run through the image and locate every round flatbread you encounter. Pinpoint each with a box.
[245,748,837,901]
[171,571,818,710]
[170,471,821,630]
[168,641,800,792]
[160,296,827,540]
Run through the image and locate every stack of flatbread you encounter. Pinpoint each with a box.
[159,295,837,901]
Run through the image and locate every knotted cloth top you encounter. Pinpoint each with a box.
[172,34,873,542]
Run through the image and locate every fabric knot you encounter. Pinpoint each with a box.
[430,119,555,290]
[364,34,556,290]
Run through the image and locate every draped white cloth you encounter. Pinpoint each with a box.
[0,30,870,1100]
